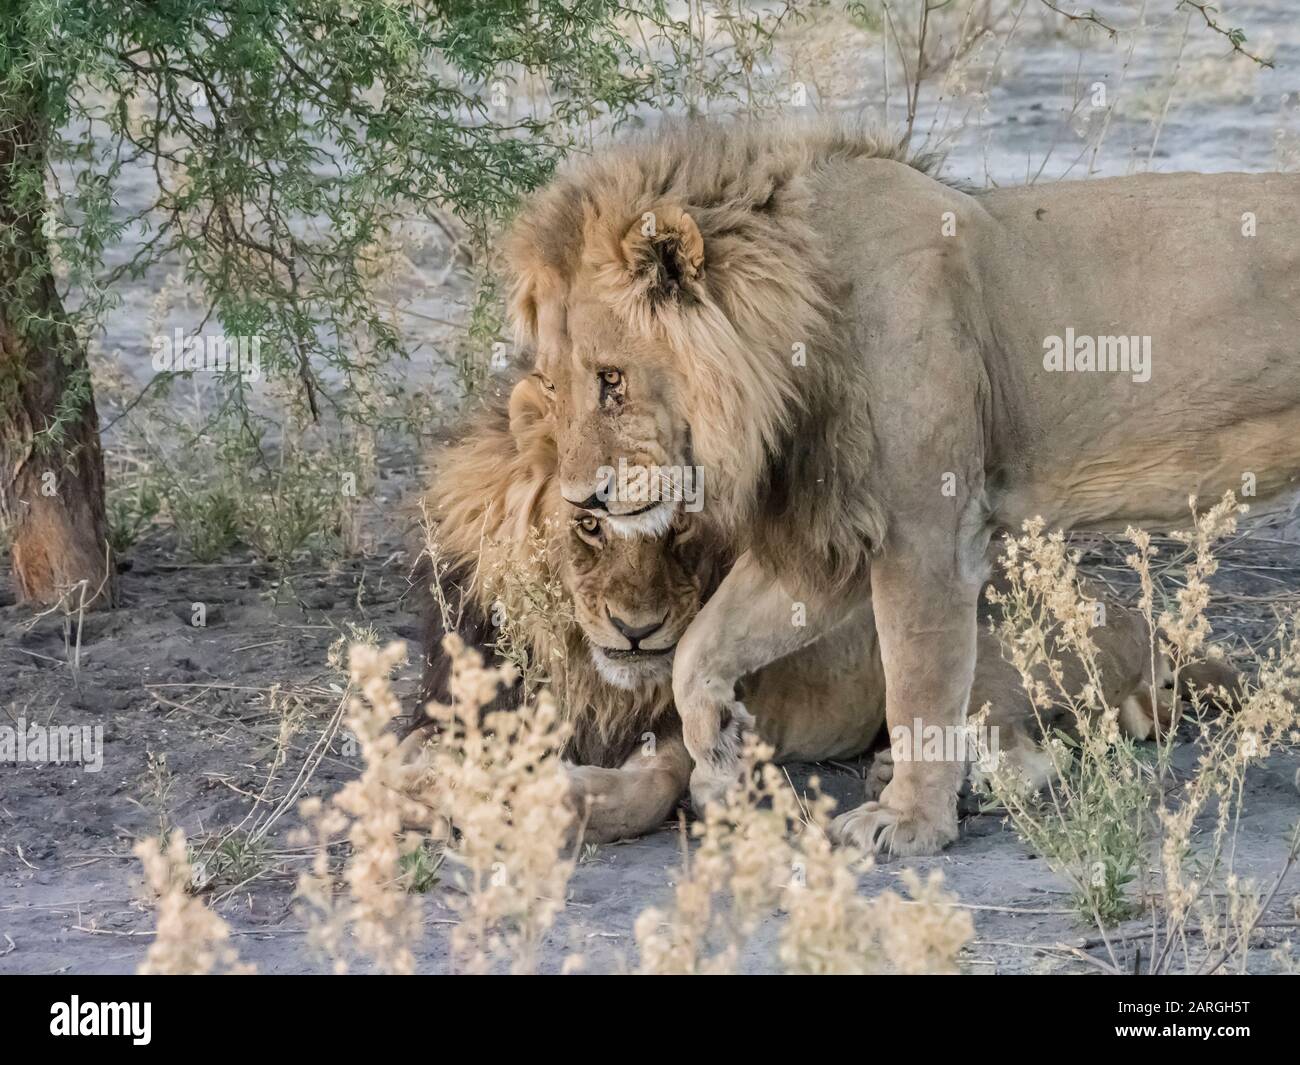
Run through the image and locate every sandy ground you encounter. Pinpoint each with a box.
[2,2,1299,975]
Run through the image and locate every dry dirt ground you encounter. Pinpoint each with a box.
[2,488,1299,975]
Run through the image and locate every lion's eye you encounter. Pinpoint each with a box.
[598,368,625,409]
[575,514,602,540]
[535,372,555,393]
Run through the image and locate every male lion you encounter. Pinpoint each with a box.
[506,120,1298,855]
[415,375,1233,844]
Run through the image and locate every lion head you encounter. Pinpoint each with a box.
[418,373,722,765]
[533,294,695,540]
[561,501,714,690]
[506,123,909,585]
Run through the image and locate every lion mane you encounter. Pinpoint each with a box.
[504,121,940,590]
[414,378,686,767]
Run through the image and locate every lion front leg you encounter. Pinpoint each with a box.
[565,730,692,845]
[673,551,850,812]
[830,540,981,857]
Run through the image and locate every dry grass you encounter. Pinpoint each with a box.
[981,493,1300,972]
[262,631,977,975]
[291,635,576,974]
[635,735,973,974]
[134,832,252,975]
[403,636,576,974]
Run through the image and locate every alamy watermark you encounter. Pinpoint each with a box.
[1042,328,1151,383]
[890,717,1000,770]
[1,717,104,773]
[151,328,263,382]
[594,458,705,513]
[50,997,151,1045]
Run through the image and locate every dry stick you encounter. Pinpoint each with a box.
[902,0,938,148]
[1088,0,1148,176]
[1146,10,1192,170]
[919,899,1075,915]
[1036,0,1118,39]
[881,10,891,126]
[916,0,960,152]
[955,0,1030,170]
[881,3,913,134]
[1197,821,1300,976]
[1058,944,1125,974]
[978,938,1121,973]
[247,691,349,844]
[147,690,353,772]
[1028,52,1087,185]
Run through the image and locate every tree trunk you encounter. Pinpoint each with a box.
[0,77,115,609]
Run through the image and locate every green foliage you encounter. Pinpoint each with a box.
[2,0,822,556]
[2,0,666,444]
[631,0,814,116]
[840,0,883,34]
[399,838,444,894]
[107,476,162,553]
[457,268,509,397]
[1042,730,1146,924]
[169,485,242,563]
[191,831,270,891]
[134,416,355,564]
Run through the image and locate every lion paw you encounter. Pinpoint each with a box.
[862,748,894,803]
[829,800,957,857]
[564,764,606,812]
[686,700,755,813]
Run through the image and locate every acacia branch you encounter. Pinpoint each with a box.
[1178,1,1274,68]
[1036,1,1118,40]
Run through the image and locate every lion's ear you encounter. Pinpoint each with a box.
[509,374,550,429]
[620,206,705,304]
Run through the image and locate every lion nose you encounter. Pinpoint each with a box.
[607,608,665,649]
[563,470,613,511]
[567,490,608,511]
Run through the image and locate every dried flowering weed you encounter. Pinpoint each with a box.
[295,640,426,974]
[406,635,576,974]
[635,735,973,975]
[134,832,252,975]
[295,635,575,974]
[982,493,1300,972]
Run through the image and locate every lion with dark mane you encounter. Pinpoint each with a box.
[504,119,1298,854]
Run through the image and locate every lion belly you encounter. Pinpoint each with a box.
[742,609,886,763]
